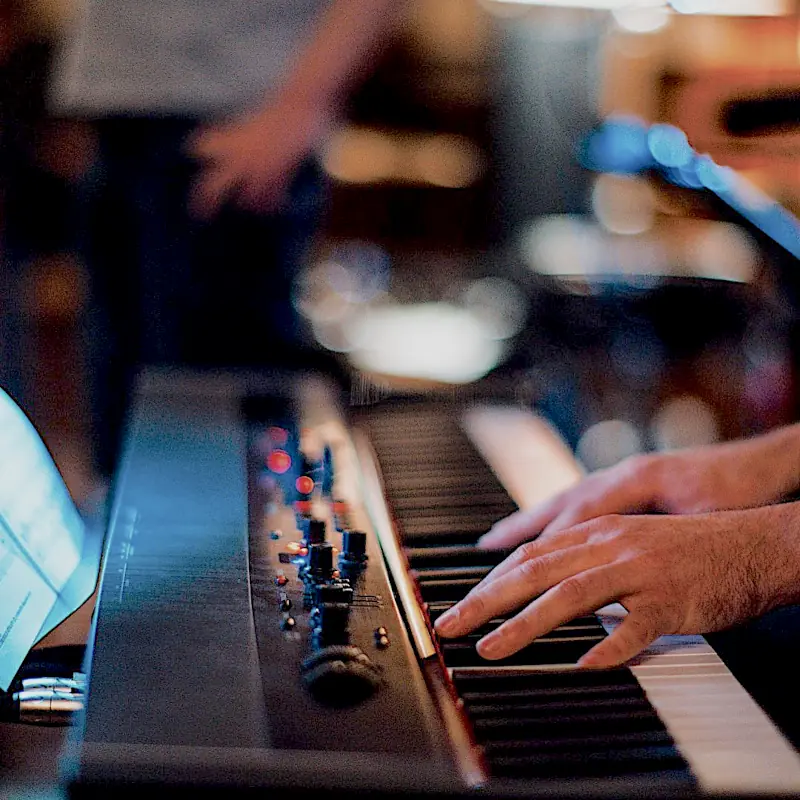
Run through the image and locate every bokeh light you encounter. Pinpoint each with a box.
[591,174,656,235]
[346,302,505,383]
[650,395,720,450]
[577,419,643,470]
[460,277,528,340]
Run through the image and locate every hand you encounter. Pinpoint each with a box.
[479,426,800,551]
[434,503,800,667]
[188,97,332,218]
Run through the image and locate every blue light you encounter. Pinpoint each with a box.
[647,124,693,168]
[578,117,653,174]
[696,156,734,194]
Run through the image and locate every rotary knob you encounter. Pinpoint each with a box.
[305,542,334,580]
[339,530,368,579]
[311,582,353,646]
[307,518,326,546]
[300,645,382,707]
[340,530,367,564]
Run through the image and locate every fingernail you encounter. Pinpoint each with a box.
[577,651,604,669]
[476,634,503,659]
[434,607,460,635]
[476,529,500,549]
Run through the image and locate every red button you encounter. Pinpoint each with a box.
[268,450,291,474]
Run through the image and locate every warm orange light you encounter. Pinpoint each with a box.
[268,450,292,474]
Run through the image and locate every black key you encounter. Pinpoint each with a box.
[400,516,502,538]
[412,565,494,581]
[405,546,513,569]
[418,577,484,603]
[482,729,674,754]
[489,746,687,779]
[452,667,640,694]
[440,637,601,667]
[473,709,666,740]
[466,695,652,718]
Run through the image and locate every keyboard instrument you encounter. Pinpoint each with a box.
[67,370,800,798]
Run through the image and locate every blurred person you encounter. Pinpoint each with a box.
[48,0,398,478]
[0,0,72,412]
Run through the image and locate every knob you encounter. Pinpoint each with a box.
[305,542,334,581]
[312,602,351,647]
[307,518,326,546]
[339,530,368,580]
[300,646,381,707]
[340,530,367,564]
[311,584,352,646]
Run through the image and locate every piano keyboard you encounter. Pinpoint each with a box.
[354,399,800,793]
[75,372,800,798]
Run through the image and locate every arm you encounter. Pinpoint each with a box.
[189,0,401,217]
[479,422,800,550]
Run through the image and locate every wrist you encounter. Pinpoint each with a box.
[752,502,800,611]
[755,423,800,499]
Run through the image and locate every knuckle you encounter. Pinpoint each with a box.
[557,574,590,607]
[466,589,490,622]
[516,540,541,562]
[583,515,621,545]
[516,554,546,582]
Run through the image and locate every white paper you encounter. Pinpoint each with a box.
[0,388,88,690]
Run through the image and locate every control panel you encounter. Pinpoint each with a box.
[243,379,448,755]
[251,415,385,707]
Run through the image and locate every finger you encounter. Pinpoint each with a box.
[578,605,670,668]
[186,127,229,160]
[235,175,289,215]
[542,473,656,535]
[474,525,594,588]
[473,565,624,660]
[434,542,606,639]
[477,495,574,550]
[189,164,238,220]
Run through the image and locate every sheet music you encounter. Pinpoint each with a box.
[0,387,89,690]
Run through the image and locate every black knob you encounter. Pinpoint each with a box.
[307,519,326,545]
[300,646,381,707]
[313,602,351,647]
[341,530,368,563]
[305,542,334,580]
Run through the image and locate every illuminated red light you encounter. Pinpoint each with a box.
[296,476,315,495]
[294,500,312,514]
[268,426,289,445]
[268,449,292,474]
